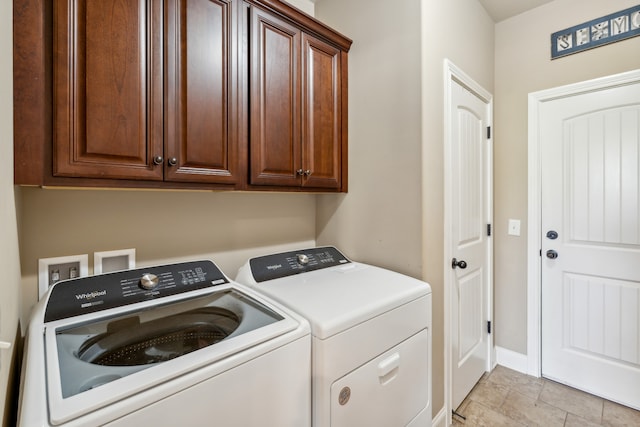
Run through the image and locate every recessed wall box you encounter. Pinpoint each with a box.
[38,254,89,299]
[94,248,136,274]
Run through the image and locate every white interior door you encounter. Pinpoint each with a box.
[540,80,640,410]
[449,76,492,410]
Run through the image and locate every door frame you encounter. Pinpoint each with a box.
[443,59,494,424]
[526,68,640,378]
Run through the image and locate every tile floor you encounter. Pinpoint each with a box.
[452,365,640,426]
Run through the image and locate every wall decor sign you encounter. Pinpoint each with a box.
[551,4,640,59]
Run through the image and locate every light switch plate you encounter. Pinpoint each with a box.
[508,219,521,236]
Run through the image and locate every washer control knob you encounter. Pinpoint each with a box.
[297,254,309,266]
[140,273,159,290]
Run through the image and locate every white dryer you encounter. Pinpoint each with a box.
[19,260,311,427]
[236,247,432,427]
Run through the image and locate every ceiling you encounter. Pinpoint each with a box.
[308,0,555,23]
[477,0,555,22]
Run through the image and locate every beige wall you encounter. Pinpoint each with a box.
[494,0,640,354]
[1,1,22,425]
[315,0,424,274]
[19,189,316,323]
[314,0,494,418]
[288,0,314,15]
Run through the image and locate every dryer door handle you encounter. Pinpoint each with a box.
[378,352,400,385]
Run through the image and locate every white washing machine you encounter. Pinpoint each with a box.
[19,260,311,427]
[236,247,432,427]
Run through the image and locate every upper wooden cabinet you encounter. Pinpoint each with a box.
[53,0,240,185]
[14,0,351,192]
[52,0,164,182]
[249,5,345,190]
[164,0,240,184]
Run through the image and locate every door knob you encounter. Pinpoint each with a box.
[452,258,467,269]
[168,157,178,166]
[152,156,163,165]
[546,250,558,259]
[546,230,558,240]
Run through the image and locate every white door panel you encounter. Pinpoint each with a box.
[540,81,640,410]
[450,79,491,410]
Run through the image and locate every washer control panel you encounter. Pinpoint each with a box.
[249,246,350,283]
[44,260,229,322]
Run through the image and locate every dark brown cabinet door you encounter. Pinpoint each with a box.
[54,0,164,180]
[249,6,344,190]
[53,0,239,184]
[249,7,302,186]
[301,33,342,189]
[164,0,240,184]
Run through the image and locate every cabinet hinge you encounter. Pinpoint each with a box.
[487,126,491,139]
[487,223,492,236]
[487,321,492,334]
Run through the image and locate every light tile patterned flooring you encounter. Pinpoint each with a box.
[452,365,640,426]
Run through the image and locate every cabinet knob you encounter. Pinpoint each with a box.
[304,170,311,176]
[168,157,178,166]
[153,156,163,165]
[296,169,304,176]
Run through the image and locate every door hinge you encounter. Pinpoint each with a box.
[487,321,492,334]
[487,223,492,236]
[487,126,491,139]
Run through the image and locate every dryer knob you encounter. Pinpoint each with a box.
[297,254,309,265]
[140,273,159,290]
[338,386,351,405]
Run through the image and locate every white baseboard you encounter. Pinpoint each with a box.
[432,405,447,427]
[495,346,528,374]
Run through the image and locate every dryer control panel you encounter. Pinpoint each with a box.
[249,246,351,282]
[44,261,229,322]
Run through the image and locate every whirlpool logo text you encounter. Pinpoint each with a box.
[75,290,107,300]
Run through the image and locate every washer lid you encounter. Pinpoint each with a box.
[46,286,300,425]
[241,260,431,340]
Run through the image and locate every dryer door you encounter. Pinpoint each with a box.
[330,329,430,427]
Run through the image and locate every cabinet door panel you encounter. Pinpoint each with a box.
[165,0,239,183]
[302,34,341,189]
[54,0,163,180]
[249,7,301,186]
